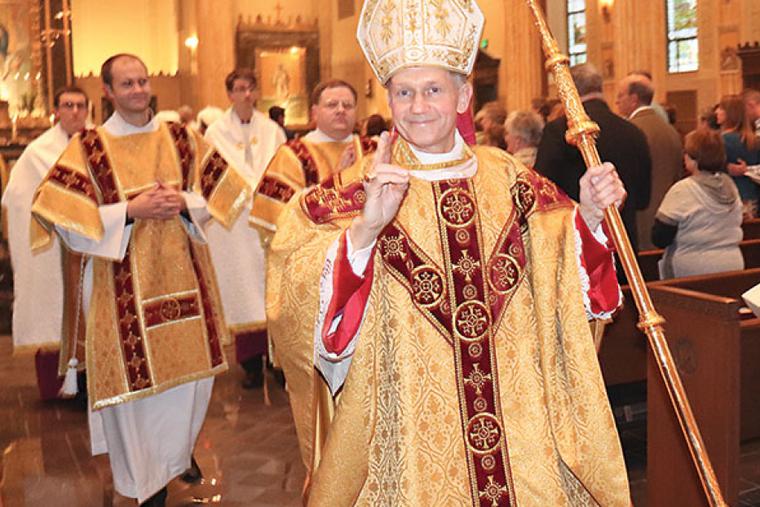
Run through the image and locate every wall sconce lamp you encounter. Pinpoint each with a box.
[184,35,199,75]
[184,35,199,51]
[600,0,613,23]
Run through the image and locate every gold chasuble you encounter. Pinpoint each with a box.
[250,134,376,237]
[31,122,249,410]
[268,141,630,506]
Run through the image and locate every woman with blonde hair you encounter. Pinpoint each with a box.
[716,94,760,218]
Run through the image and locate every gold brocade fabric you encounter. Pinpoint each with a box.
[31,124,248,410]
[250,135,370,238]
[356,0,485,84]
[268,141,631,506]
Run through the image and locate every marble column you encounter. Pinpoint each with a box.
[503,0,545,110]
[196,0,236,108]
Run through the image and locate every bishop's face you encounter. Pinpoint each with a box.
[387,67,472,154]
[104,57,152,116]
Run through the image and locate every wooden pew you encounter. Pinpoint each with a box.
[645,270,760,507]
[599,263,760,386]
[744,218,760,240]
[635,238,760,283]
[598,288,647,386]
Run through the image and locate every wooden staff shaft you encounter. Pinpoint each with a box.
[524,1,726,505]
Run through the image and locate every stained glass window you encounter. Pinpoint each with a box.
[667,0,698,73]
[567,0,587,66]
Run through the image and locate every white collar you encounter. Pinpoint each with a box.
[230,108,257,127]
[629,105,653,120]
[303,128,353,143]
[406,131,477,181]
[103,110,158,136]
[52,122,71,141]
[408,131,465,164]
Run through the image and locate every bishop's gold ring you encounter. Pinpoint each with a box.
[363,172,376,184]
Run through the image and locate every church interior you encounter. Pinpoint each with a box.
[1,0,760,505]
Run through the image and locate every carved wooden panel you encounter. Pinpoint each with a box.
[472,50,500,113]
[665,89,697,137]
[738,42,760,91]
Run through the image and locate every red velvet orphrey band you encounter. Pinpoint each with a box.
[302,163,575,506]
[79,127,227,393]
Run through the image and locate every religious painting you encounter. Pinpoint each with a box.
[0,0,38,118]
[255,47,309,125]
[236,16,320,128]
[720,47,739,73]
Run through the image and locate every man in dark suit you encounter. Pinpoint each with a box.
[535,63,652,254]
[616,73,682,250]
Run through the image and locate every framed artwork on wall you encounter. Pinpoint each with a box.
[255,47,308,125]
[0,0,38,118]
[236,15,319,128]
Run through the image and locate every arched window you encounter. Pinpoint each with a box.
[666,0,698,73]
[567,0,587,66]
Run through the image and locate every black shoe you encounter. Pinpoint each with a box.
[139,486,167,507]
[180,455,203,484]
[241,355,264,389]
[272,368,286,388]
[241,370,263,389]
[73,371,88,412]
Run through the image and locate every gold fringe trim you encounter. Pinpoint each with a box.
[248,209,278,231]
[229,321,267,336]
[209,176,251,230]
[91,362,229,411]
[12,342,60,356]
[31,206,104,247]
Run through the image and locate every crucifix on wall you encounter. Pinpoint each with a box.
[274,2,283,23]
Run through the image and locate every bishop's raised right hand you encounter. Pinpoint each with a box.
[349,131,410,250]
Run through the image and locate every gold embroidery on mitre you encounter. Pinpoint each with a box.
[357,0,485,83]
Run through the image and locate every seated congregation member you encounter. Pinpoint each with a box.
[717,94,760,219]
[267,0,631,504]
[504,110,544,168]
[744,88,760,137]
[653,128,744,279]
